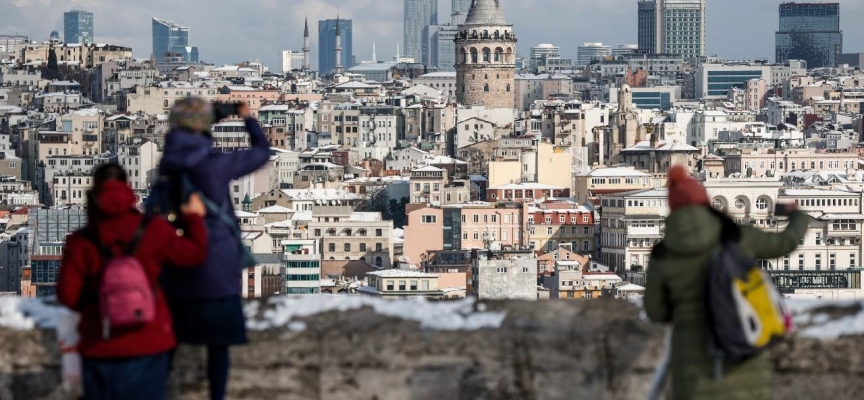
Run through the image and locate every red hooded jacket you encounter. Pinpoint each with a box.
[57,181,208,358]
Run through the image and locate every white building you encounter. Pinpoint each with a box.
[281,50,304,73]
[283,239,322,295]
[118,140,161,191]
[472,249,537,300]
[577,43,612,66]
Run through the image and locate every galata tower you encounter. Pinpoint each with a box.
[455,0,516,109]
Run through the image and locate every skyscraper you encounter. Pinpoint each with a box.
[452,0,472,14]
[405,0,438,63]
[319,18,353,74]
[63,10,93,44]
[776,2,842,68]
[637,0,705,63]
[152,18,198,62]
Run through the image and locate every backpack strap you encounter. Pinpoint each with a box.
[124,216,151,255]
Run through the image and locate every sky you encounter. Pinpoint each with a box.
[3,0,864,71]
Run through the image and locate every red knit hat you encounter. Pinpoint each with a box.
[667,166,710,211]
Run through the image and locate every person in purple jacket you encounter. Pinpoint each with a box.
[158,98,270,400]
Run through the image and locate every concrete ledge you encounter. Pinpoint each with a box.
[1,298,863,399]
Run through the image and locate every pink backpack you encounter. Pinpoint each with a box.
[87,218,155,340]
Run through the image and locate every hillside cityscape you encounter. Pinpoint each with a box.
[0,0,862,303]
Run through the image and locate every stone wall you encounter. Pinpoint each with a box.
[1,298,863,399]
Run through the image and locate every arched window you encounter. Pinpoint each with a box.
[375,257,383,267]
[459,48,467,64]
[344,243,351,252]
[494,30,500,39]
[483,30,489,39]
[483,84,490,92]
[756,196,771,211]
[163,99,169,107]
[482,48,490,62]
[470,48,478,63]
[328,243,335,252]
[506,84,511,92]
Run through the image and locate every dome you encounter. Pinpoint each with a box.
[464,0,508,25]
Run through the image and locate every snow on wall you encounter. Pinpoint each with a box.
[0,296,506,332]
[245,296,507,331]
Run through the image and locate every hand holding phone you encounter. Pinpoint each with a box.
[213,102,242,122]
[774,203,798,217]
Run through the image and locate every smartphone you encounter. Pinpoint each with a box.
[213,102,241,121]
[774,203,794,217]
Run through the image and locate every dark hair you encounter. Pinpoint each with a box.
[86,163,128,226]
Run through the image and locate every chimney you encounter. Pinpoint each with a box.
[650,133,658,149]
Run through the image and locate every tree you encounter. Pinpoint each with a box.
[45,47,59,80]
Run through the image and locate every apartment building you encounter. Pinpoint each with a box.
[526,199,595,254]
[283,239,322,295]
[307,206,393,268]
[573,167,653,204]
[118,140,161,191]
[472,248,537,300]
[598,188,668,278]
[723,148,860,178]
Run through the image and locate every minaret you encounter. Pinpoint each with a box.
[302,17,311,72]
[334,15,343,74]
[372,41,377,63]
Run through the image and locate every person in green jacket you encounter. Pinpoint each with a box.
[645,166,810,400]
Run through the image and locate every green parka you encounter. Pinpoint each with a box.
[645,205,810,400]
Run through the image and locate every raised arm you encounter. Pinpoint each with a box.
[207,108,271,181]
[740,210,810,260]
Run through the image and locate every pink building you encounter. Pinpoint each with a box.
[403,205,444,266]
[746,78,767,111]
[487,183,569,203]
[449,202,526,250]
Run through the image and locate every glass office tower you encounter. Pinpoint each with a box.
[776,2,842,68]
[63,10,94,44]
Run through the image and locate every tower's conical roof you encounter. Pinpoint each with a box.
[304,17,309,37]
[464,0,508,25]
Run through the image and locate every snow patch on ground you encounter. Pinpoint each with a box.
[0,297,61,330]
[246,296,506,332]
[787,300,864,340]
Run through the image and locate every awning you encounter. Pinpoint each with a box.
[284,244,302,253]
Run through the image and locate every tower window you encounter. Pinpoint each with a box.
[484,84,490,92]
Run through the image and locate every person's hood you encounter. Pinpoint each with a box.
[160,129,212,171]
[662,205,722,256]
[96,181,137,217]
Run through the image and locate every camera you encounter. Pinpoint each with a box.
[213,102,242,122]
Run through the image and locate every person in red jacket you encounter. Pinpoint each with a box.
[57,163,208,400]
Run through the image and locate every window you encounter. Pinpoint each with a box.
[344,243,351,252]
[328,243,335,252]
[734,197,746,209]
[375,243,382,252]
[375,257,383,267]
[410,281,418,291]
[421,215,437,224]
[547,227,553,235]
[386,281,394,291]
[832,220,857,231]
[784,255,790,271]
[399,281,406,291]
[473,231,479,240]
[473,215,479,223]
[815,233,822,246]
[798,254,805,271]
[756,197,770,210]
[376,229,383,237]
[360,243,367,252]
[830,254,836,270]
[815,254,822,270]
[584,227,590,235]
[852,253,857,268]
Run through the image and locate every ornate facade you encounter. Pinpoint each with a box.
[455,0,516,109]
